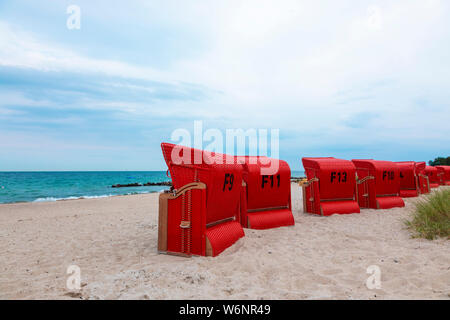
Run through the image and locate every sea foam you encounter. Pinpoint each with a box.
[32,191,157,203]
[33,195,112,202]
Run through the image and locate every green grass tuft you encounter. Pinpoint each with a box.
[405,188,450,240]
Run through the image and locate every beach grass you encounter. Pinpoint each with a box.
[406,189,450,240]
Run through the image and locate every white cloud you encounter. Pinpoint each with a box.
[1,0,449,152]
[0,21,175,84]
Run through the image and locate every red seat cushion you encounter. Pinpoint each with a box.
[247,209,294,230]
[376,196,405,209]
[430,183,440,188]
[205,221,244,257]
[320,200,360,216]
[400,190,419,198]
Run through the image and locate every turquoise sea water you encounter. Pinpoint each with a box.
[0,171,171,204]
[0,170,305,204]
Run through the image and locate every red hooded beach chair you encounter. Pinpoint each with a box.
[416,162,430,194]
[239,156,294,229]
[424,166,440,188]
[352,159,405,209]
[396,161,420,197]
[158,143,245,257]
[302,157,360,216]
[436,166,450,186]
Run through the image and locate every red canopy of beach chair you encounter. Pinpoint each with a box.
[239,156,294,229]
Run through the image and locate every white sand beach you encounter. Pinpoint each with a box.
[0,184,449,300]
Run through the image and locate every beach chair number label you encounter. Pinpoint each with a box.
[331,171,347,183]
[223,173,235,191]
[261,174,281,189]
[382,171,395,181]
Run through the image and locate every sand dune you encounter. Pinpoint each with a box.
[0,185,448,300]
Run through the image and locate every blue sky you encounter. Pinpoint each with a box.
[0,0,449,171]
